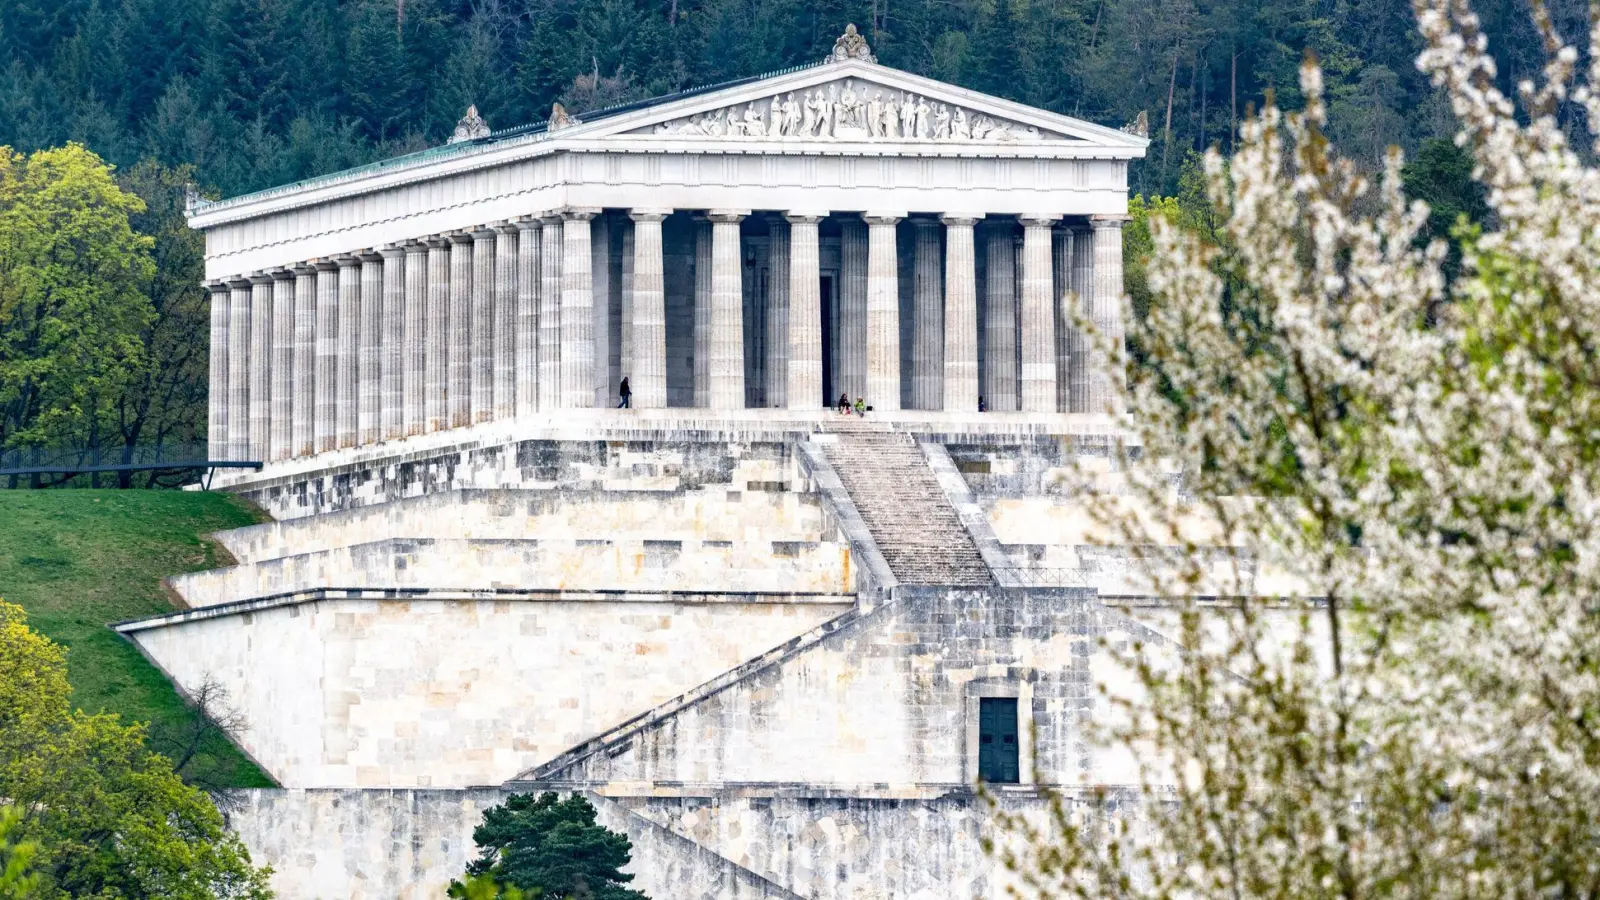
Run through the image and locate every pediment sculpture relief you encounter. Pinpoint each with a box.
[647,79,1053,143]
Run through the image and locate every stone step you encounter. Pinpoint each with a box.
[819,432,991,587]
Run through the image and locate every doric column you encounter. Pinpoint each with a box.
[707,209,748,410]
[620,219,634,391]
[785,213,824,409]
[314,261,339,452]
[447,232,473,428]
[538,215,563,411]
[269,269,295,461]
[335,255,361,447]
[629,209,669,408]
[515,219,541,418]
[358,251,383,445]
[941,216,979,411]
[1088,215,1127,415]
[292,265,317,456]
[402,241,428,436]
[864,213,902,411]
[591,215,614,407]
[493,224,519,420]
[248,273,273,459]
[424,237,451,432]
[911,218,943,410]
[982,220,1018,412]
[226,278,252,461]
[205,283,229,461]
[1019,215,1057,413]
[838,216,868,401]
[470,228,496,423]
[380,247,405,441]
[765,217,791,408]
[560,208,600,408]
[693,216,712,408]
[1053,228,1074,414]
[1068,226,1093,413]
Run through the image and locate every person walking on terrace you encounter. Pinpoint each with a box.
[618,377,631,409]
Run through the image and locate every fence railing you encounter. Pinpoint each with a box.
[991,567,1093,588]
[0,443,258,488]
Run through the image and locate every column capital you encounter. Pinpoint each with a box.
[491,221,521,235]
[863,212,904,225]
[1091,214,1131,229]
[247,271,274,285]
[290,262,319,275]
[707,208,750,223]
[205,280,231,294]
[939,214,981,227]
[378,245,407,259]
[226,275,253,289]
[1019,214,1060,228]
[538,212,565,226]
[310,258,341,272]
[561,207,603,222]
[355,248,383,263]
[270,268,297,281]
[402,239,431,253]
[446,231,474,245]
[628,208,671,222]
[419,235,449,248]
[784,211,827,224]
[332,254,362,268]
[514,215,542,232]
[470,226,499,240]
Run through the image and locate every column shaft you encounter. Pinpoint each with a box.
[838,218,868,400]
[358,254,382,445]
[493,226,518,420]
[1053,229,1073,414]
[314,264,338,452]
[381,248,405,441]
[765,218,791,408]
[447,234,472,428]
[425,239,450,432]
[865,215,901,411]
[1020,217,1057,413]
[269,272,295,461]
[591,215,614,407]
[911,220,943,410]
[620,221,634,387]
[941,217,979,411]
[708,211,746,409]
[693,218,712,407]
[515,221,541,417]
[982,222,1018,411]
[629,211,668,408]
[785,214,823,409]
[206,285,228,460]
[1068,228,1094,413]
[471,229,495,423]
[538,217,563,411]
[560,210,598,408]
[336,258,361,447]
[249,276,272,459]
[292,267,317,456]
[403,243,428,436]
[1088,217,1127,415]
[227,281,251,461]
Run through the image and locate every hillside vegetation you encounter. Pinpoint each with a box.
[0,490,274,788]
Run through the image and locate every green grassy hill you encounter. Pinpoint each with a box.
[0,490,275,788]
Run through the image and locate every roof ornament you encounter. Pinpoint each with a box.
[1121,110,1149,139]
[828,23,875,64]
[449,105,491,144]
[548,102,581,132]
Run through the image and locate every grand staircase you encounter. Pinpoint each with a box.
[818,420,992,586]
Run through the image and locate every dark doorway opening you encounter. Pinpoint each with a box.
[978,697,1020,784]
[820,274,836,405]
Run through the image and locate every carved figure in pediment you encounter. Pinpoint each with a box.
[933,103,951,139]
[768,97,784,136]
[899,94,916,138]
[880,95,899,138]
[951,107,970,140]
[865,91,884,138]
[914,96,932,138]
[802,90,822,136]
[742,103,764,136]
[836,79,860,130]
[970,115,994,140]
[819,88,835,136]
[782,93,803,136]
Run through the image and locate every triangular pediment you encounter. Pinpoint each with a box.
[553,59,1148,155]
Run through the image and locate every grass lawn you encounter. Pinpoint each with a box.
[0,489,276,788]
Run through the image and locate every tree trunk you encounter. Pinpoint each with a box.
[1162,49,1180,187]
[1231,50,1238,154]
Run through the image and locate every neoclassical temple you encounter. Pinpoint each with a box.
[190,28,1144,463]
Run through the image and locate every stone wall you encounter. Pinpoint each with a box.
[126,595,850,788]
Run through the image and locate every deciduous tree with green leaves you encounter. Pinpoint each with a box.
[453,792,647,900]
[0,600,273,900]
